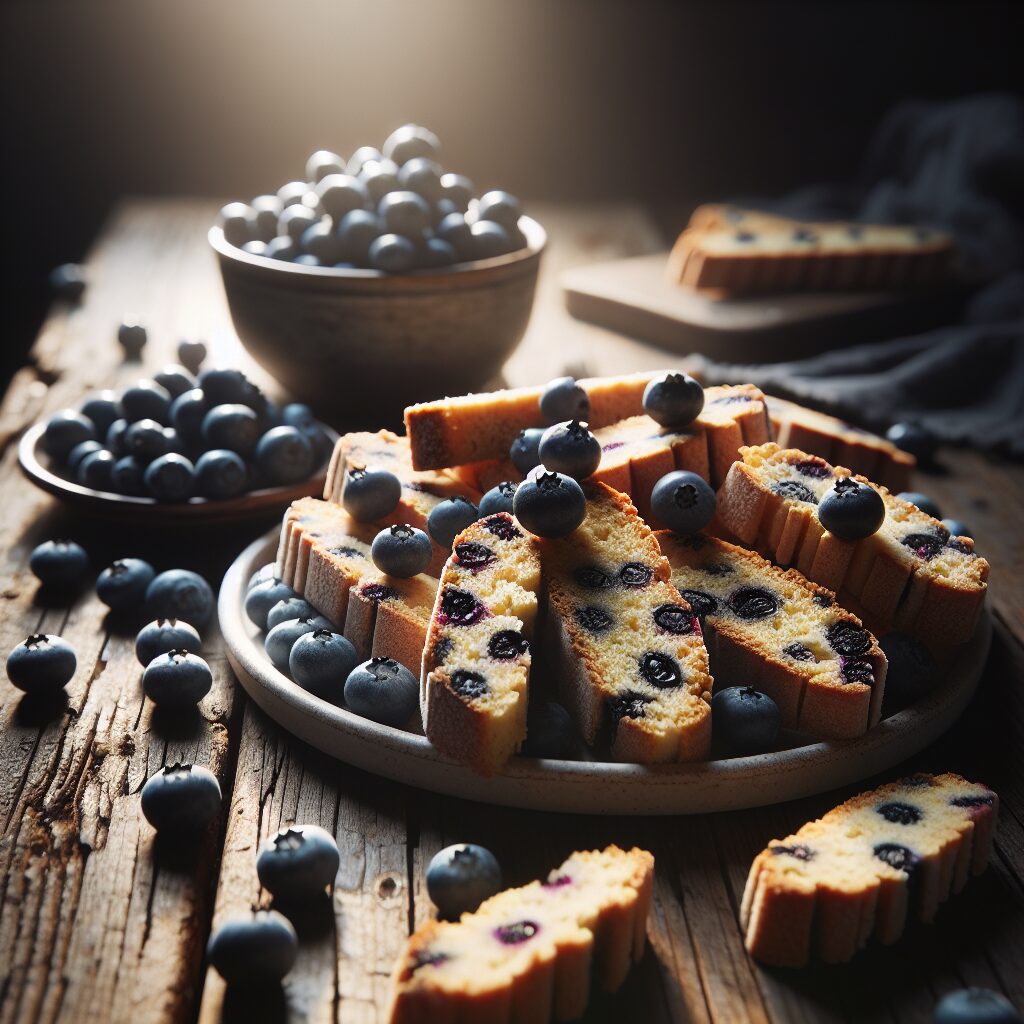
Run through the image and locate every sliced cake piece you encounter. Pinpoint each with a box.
[715,443,988,645]
[658,532,887,738]
[421,512,541,775]
[388,845,654,1024]
[540,482,712,763]
[741,773,998,966]
[767,396,914,492]
[693,383,773,486]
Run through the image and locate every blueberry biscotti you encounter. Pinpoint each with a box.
[540,482,713,763]
[657,532,887,739]
[715,443,988,644]
[741,773,998,966]
[421,512,541,775]
[388,845,654,1024]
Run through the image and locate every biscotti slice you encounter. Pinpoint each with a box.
[741,773,997,966]
[541,482,712,763]
[388,845,654,1024]
[421,512,541,775]
[404,370,666,471]
[658,532,886,738]
[767,396,914,492]
[715,443,988,644]
[694,383,773,486]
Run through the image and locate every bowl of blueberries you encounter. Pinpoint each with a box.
[210,124,546,426]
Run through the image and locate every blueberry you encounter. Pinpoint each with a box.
[264,235,299,261]
[207,910,297,986]
[711,686,781,756]
[257,823,340,902]
[124,418,170,462]
[880,632,938,716]
[728,586,779,620]
[49,262,87,300]
[337,209,382,266]
[440,173,474,211]
[143,650,213,708]
[277,180,309,207]
[289,629,358,699]
[263,598,315,633]
[476,191,522,232]
[521,700,576,759]
[242,240,267,259]
[202,404,260,457]
[426,843,502,920]
[121,380,172,424]
[478,481,518,517]
[538,420,601,480]
[539,377,589,424]
[651,470,716,534]
[79,390,123,435]
[6,634,77,692]
[435,212,475,261]
[509,427,545,475]
[367,233,416,273]
[886,421,938,461]
[343,656,419,726]
[942,518,973,540]
[312,173,366,222]
[398,157,444,204]
[427,497,480,550]
[420,237,458,268]
[140,763,221,833]
[194,449,248,499]
[896,491,942,518]
[643,372,705,428]
[278,203,318,243]
[933,988,1021,1024]
[151,364,196,401]
[43,409,97,461]
[305,149,345,182]
[106,418,129,456]
[358,158,401,205]
[144,453,195,502]
[379,189,433,236]
[298,221,341,265]
[77,449,117,490]
[248,195,284,242]
[135,618,201,666]
[248,563,276,593]
[67,440,103,473]
[117,319,148,358]
[245,578,298,631]
[341,466,402,522]
[818,478,885,540]
[382,124,441,166]
[177,339,208,374]
[30,539,88,586]
[255,425,315,486]
[265,616,332,674]
[218,202,254,248]
[513,471,586,538]
[96,558,156,610]
[145,569,215,630]
[372,524,433,577]
[196,368,253,407]
[111,455,147,495]
[470,220,514,259]
[346,145,383,177]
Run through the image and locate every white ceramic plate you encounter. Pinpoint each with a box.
[220,532,992,815]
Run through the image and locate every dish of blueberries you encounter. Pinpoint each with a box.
[217,531,993,816]
[19,361,337,522]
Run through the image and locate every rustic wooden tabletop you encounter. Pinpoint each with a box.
[1,200,1021,1024]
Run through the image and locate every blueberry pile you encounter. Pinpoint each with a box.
[217,125,529,273]
[41,363,331,502]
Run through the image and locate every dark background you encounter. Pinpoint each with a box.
[3,0,1020,388]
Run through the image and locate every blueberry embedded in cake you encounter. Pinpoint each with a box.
[740,773,998,966]
[421,512,541,775]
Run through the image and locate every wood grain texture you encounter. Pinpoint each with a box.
[2,199,1023,1024]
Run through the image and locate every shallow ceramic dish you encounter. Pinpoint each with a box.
[220,532,992,815]
[18,419,338,525]
[210,217,546,427]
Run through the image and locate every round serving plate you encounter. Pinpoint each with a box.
[220,532,993,816]
[18,420,338,525]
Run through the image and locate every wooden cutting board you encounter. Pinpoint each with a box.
[562,251,962,361]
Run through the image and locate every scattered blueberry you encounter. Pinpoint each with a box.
[933,988,1021,1024]
[121,380,171,424]
[896,491,942,518]
[245,578,297,631]
[143,650,213,708]
[198,368,261,408]
[509,427,545,475]
[264,235,299,261]
[942,518,974,540]
[207,910,298,986]
[818,478,885,540]
[521,700,576,759]
[426,843,502,920]
[343,656,419,726]
[248,563,276,592]
[337,209,382,266]
[369,233,417,273]
[440,173,474,211]
[140,763,221,833]
[476,191,522,232]
[359,158,402,204]
[77,448,117,490]
[145,569,215,630]
[255,426,315,485]
[539,376,589,424]
[398,157,444,204]
[306,149,345,182]
[49,263,87,301]
[538,420,601,480]
[105,418,129,456]
[289,629,357,700]
[201,404,260,458]
[177,339,207,375]
[67,440,103,473]
[420,237,458,268]
[135,618,201,666]
[194,449,248,499]
[382,124,441,166]
[643,372,705,428]
[513,471,586,538]
[469,220,513,259]
[886,421,938,461]
[143,453,195,502]
[372,524,433,578]
[711,686,781,756]
[300,221,343,265]
[80,391,123,435]
[29,539,88,586]
[6,634,77,693]
[880,632,938,715]
[265,616,332,674]
[427,497,480,550]
[651,470,716,534]
[123,418,168,462]
[341,466,402,522]
[153,364,196,400]
[278,203,318,243]
[96,558,156,610]
[314,173,368,222]
[111,455,148,495]
[43,409,97,461]
[117,319,148,358]
[168,389,206,445]
[478,481,518,517]
[266,597,318,631]
[257,823,341,902]
[436,212,475,261]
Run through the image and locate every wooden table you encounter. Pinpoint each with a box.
[1,200,1022,1024]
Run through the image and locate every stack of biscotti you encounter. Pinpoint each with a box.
[668,203,954,294]
[715,443,988,644]
[767,396,914,492]
[388,846,654,1024]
